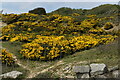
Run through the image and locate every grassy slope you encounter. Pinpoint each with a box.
[1,41,61,78]
[1,42,28,78]
[1,36,119,78]
[62,38,119,66]
[1,4,119,78]
[1,64,28,79]
[50,4,119,16]
[33,37,119,78]
[2,38,118,66]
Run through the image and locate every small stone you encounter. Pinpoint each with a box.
[90,63,108,76]
[76,73,82,79]
[0,71,23,79]
[112,70,119,78]
[97,75,107,78]
[91,75,107,80]
[64,67,69,70]
[63,66,71,71]
[73,65,90,73]
[108,66,119,72]
[81,73,90,78]
[65,75,74,78]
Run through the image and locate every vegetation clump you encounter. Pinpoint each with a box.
[1,4,119,61]
[104,22,114,30]
[20,34,116,60]
[29,7,46,15]
[0,49,15,65]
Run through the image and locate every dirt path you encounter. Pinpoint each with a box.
[26,60,64,78]
[1,46,30,71]
[6,49,64,79]
[1,46,104,79]
[1,47,32,78]
[0,22,7,27]
[1,46,65,79]
[12,55,31,71]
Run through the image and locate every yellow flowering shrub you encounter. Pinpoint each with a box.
[20,43,44,60]
[20,35,67,60]
[10,33,35,42]
[2,14,18,24]
[51,15,74,23]
[18,13,39,21]
[80,18,100,30]
[0,49,15,65]
[88,28,104,34]
[2,13,39,24]
[71,13,80,16]
[103,22,114,30]
[1,13,118,61]
[2,24,16,34]
[20,34,116,60]
[86,15,96,18]
[0,35,10,41]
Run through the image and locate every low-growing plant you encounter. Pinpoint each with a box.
[20,34,116,60]
[104,22,114,30]
[0,49,15,65]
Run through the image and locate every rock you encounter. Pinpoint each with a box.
[64,66,70,71]
[73,65,90,73]
[76,73,90,79]
[0,71,23,79]
[0,22,7,27]
[65,75,74,78]
[96,75,107,78]
[81,73,90,78]
[63,65,71,71]
[108,66,119,72]
[90,63,108,76]
[91,75,107,80]
[76,73,82,79]
[112,70,119,78]
[73,65,90,79]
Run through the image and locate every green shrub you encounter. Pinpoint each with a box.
[29,7,46,15]
[2,14,19,24]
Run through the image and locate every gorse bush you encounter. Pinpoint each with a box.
[71,13,80,16]
[9,33,35,42]
[1,12,118,61]
[2,13,39,24]
[18,13,39,22]
[2,14,19,24]
[2,14,107,37]
[104,22,114,30]
[20,34,116,60]
[0,49,15,65]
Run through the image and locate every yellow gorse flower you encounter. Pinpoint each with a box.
[1,13,117,60]
[0,49,15,65]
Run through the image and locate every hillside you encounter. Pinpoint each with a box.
[0,4,120,79]
[50,4,119,16]
[50,4,119,24]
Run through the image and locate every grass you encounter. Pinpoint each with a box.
[1,41,23,59]
[1,41,61,79]
[62,38,119,66]
[32,71,60,79]
[1,41,29,79]
[1,64,29,79]
[43,38,119,78]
